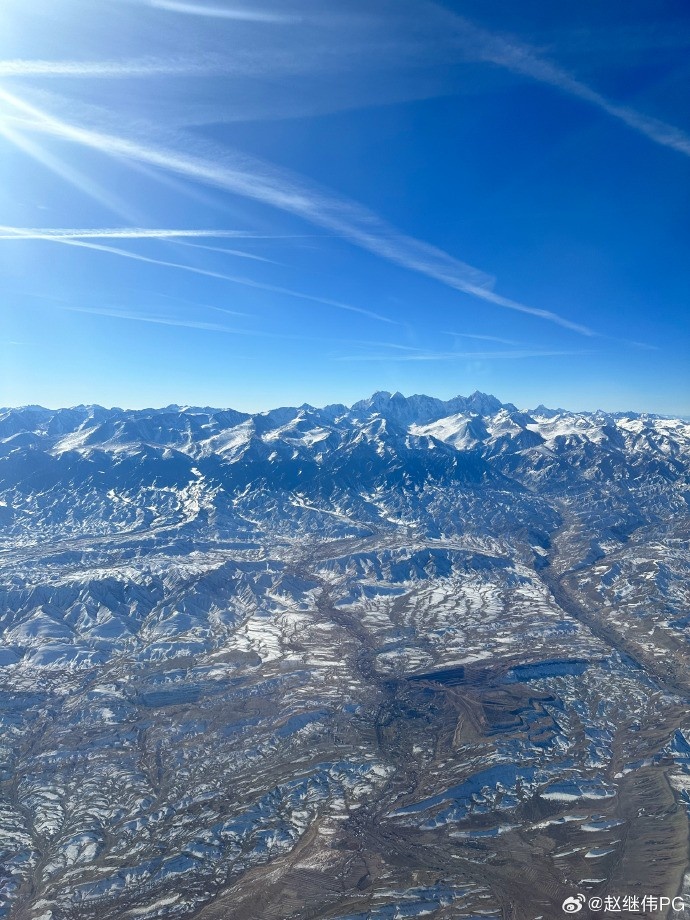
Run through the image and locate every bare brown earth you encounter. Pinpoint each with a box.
[3,515,689,920]
[190,516,690,920]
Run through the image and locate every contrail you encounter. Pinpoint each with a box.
[0,88,593,335]
[168,240,278,263]
[337,349,591,361]
[435,5,690,158]
[0,58,212,77]
[149,1,299,23]
[444,331,524,346]
[0,227,270,240]
[6,230,396,324]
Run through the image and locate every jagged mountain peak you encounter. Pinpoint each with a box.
[1,390,689,920]
[463,391,505,415]
[350,390,507,425]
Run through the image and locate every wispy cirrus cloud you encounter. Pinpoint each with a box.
[0,119,139,222]
[0,227,267,240]
[3,228,395,324]
[436,6,690,158]
[63,304,245,334]
[0,88,593,336]
[149,0,300,23]
[443,331,524,346]
[624,340,660,351]
[4,4,690,163]
[170,240,279,264]
[493,44,690,157]
[0,58,213,78]
[337,349,590,362]
[58,303,415,352]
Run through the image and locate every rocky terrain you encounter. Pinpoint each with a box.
[0,391,688,920]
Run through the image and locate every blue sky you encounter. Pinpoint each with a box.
[1,0,689,414]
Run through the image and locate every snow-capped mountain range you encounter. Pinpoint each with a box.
[0,392,689,920]
[1,390,688,548]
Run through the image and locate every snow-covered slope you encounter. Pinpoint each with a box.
[0,393,689,920]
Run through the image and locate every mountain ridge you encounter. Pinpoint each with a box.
[0,389,674,420]
[1,390,689,920]
[1,389,687,556]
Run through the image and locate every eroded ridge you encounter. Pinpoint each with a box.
[0,394,688,919]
